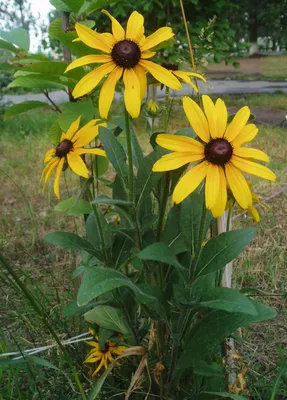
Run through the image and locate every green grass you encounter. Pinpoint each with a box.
[219,93,287,110]
[0,99,287,398]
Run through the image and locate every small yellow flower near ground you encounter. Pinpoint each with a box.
[65,10,182,119]
[153,95,276,218]
[41,117,106,199]
[147,99,160,114]
[85,329,127,377]
[161,62,206,92]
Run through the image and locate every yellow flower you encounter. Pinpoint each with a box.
[65,10,182,119]
[147,99,160,114]
[153,95,276,217]
[84,330,127,376]
[161,62,206,92]
[245,184,270,222]
[41,117,106,199]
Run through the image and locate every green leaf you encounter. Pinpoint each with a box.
[28,356,59,370]
[177,300,276,369]
[50,0,70,11]
[77,267,154,306]
[84,305,130,335]
[61,0,85,13]
[63,299,99,318]
[130,125,144,169]
[193,361,224,377]
[162,206,188,254]
[44,232,99,257]
[92,196,132,207]
[196,229,256,277]
[49,18,95,57]
[49,120,62,145]
[137,243,185,273]
[8,76,66,90]
[54,198,92,215]
[0,39,18,53]
[0,28,30,51]
[13,71,77,88]
[99,127,129,180]
[199,287,257,315]
[86,210,114,251]
[21,61,85,81]
[94,154,110,177]
[58,98,94,131]
[135,148,163,207]
[174,127,196,138]
[180,191,213,256]
[4,101,50,121]
[85,0,122,14]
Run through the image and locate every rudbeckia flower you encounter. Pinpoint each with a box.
[41,117,106,199]
[240,183,270,222]
[153,95,276,218]
[147,99,160,114]
[161,62,206,92]
[84,329,127,376]
[65,10,182,119]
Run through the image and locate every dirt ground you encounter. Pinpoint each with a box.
[205,55,287,79]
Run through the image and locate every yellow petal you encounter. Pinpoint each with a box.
[65,55,112,72]
[75,23,112,53]
[139,60,181,90]
[73,127,100,148]
[123,68,141,119]
[102,9,125,41]
[202,95,218,138]
[75,148,107,157]
[224,106,250,142]
[44,148,56,163]
[126,11,144,42]
[140,27,174,51]
[231,156,276,181]
[53,158,65,200]
[156,134,204,153]
[92,359,105,376]
[100,32,117,48]
[211,167,227,218]
[67,151,89,179]
[173,70,198,92]
[72,62,115,98]
[182,96,210,143]
[63,116,81,140]
[215,98,228,138]
[185,71,206,82]
[84,356,101,363]
[152,152,204,172]
[141,50,156,59]
[42,159,59,192]
[205,163,220,209]
[172,162,208,204]
[231,124,258,147]
[225,162,252,209]
[248,205,260,222]
[99,66,123,119]
[40,157,57,182]
[233,147,270,162]
[134,64,147,100]
[72,119,99,142]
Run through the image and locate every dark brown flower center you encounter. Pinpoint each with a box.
[161,63,178,71]
[55,139,73,158]
[204,138,233,165]
[100,342,110,354]
[111,40,141,68]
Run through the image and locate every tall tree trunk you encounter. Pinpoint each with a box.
[248,13,259,55]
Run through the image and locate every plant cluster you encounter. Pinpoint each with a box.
[0,1,279,399]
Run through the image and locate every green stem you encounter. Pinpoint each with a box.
[125,108,134,203]
[164,87,170,132]
[87,185,108,263]
[156,173,170,242]
[190,198,207,281]
[0,253,87,400]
